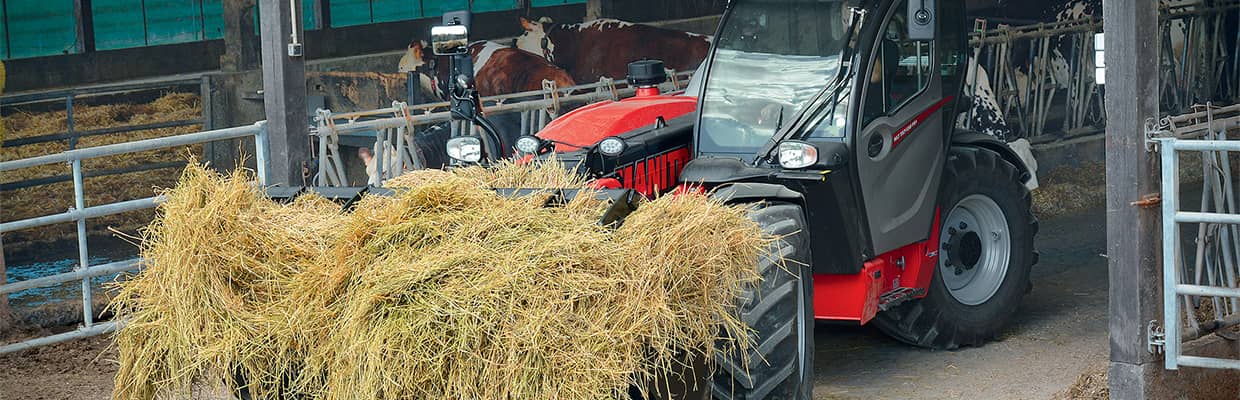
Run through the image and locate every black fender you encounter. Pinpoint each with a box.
[708,178,868,276]
[709,182,805,205]
[950,131,1033,184]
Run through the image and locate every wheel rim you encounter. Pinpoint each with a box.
[939,194,1011,306]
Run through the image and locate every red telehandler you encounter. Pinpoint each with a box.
[436,1,1038,398]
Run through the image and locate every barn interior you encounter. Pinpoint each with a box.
[2,0,1240,398]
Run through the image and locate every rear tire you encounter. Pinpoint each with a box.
[711,203,814,399]
[872,147,1037,349]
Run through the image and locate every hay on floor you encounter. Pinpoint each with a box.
[110,161,770,400]
[1059,363,1108,400]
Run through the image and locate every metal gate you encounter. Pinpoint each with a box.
[1154,103,1240,370]
[313,71,692,187]
[0,122,270,354]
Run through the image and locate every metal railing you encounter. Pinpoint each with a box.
[1154,103,1240,370]
[0,122,270,354]
[965,1,1240,142]
[313,70,694,187]
[0,75,209,192]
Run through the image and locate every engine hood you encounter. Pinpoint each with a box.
[537,94,697,152]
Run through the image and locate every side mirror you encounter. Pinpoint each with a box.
[431,25,469,56]
[907,0,935,41]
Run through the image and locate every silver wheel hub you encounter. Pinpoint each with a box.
[940,194,1011,306]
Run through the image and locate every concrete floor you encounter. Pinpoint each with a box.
[810,208,1109,399]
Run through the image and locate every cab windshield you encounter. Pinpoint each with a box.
[698,0,854,157]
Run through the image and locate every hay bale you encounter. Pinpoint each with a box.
[109,163,346,399]
[112,162,768,400]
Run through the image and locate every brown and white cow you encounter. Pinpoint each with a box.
[398,40,576,99]
[397,40,577,163]
[515,17,711,84]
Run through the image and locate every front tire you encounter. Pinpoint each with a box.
[872,147,1037,349]
[711,203,814,399]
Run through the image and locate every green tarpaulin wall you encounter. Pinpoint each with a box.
[0,0,585,59]
[3,0,78,58]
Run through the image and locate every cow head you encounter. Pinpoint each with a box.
[1049,49,1072,88]
[398,40,428,73]
[398,40,444,101]
[517,16,556,63]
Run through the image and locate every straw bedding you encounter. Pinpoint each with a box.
[1,93,202,245]
[110,161,769,399]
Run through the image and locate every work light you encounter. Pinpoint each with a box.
[515,135,544,154]
[598,137,627,157]
[447,136,483,163]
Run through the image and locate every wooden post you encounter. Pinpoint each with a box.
[1104,0,1165,397]
[317,0,330,29]
[586,0,612,21]
[75,0,94,53]
[222,0,261,72]
[259,0,310,187]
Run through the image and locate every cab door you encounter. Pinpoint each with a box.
[853,0,948,255]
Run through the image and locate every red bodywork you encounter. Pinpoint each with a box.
[536,90,697,152]
[812,211,942,324]
[536,88,941,326]
[537,87,696,197]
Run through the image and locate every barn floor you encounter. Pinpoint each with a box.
[812,207,1109,399]
[0,206,1109,400]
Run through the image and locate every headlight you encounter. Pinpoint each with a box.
[515,135,543,154]
[597,136,627,157]
[446,136,483,163]
[778,140,819,169]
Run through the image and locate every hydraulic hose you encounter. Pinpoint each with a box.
[473,113,507,161]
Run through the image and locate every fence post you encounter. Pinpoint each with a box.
[1159,138,1180,370]
[0,234,10,332]
[201,75,213,131]
[71,159,92,329]
[66,96,77,150]
[1104,0,1168,397]
[255,122,271,186]
[258,0,310,187]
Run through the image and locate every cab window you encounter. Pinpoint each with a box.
[862,0,933,125]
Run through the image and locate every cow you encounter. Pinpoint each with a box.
[397,40,577,166]
[399,40,577,99]
[960,0,1108,140]
[515,17,711,84]
[961,56,1012,140]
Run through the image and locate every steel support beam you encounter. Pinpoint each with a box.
[258,0,310,187]
[1105,0,1164,397]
